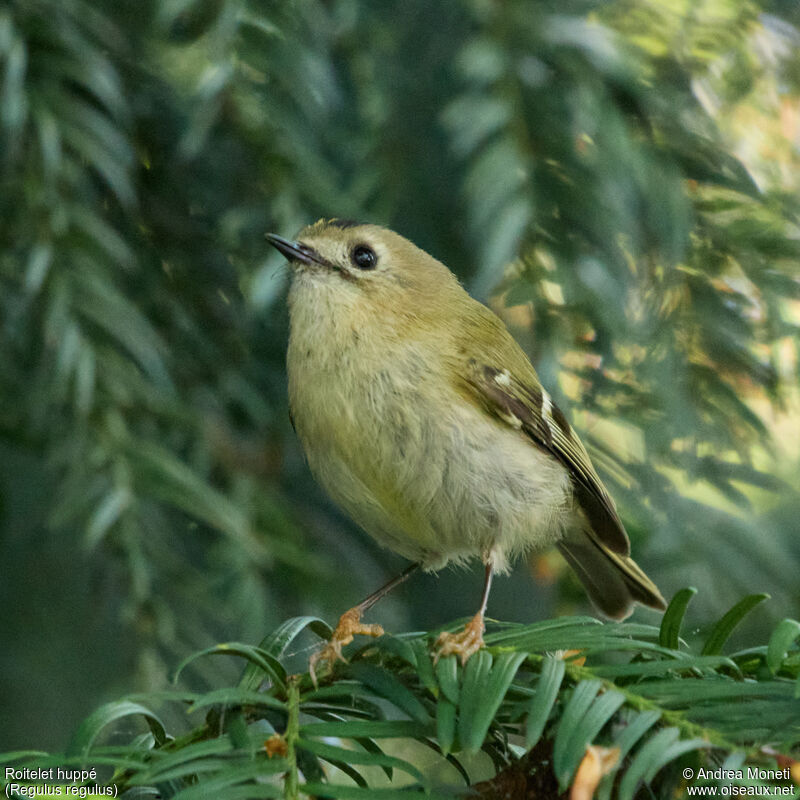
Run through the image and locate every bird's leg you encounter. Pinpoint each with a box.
[434,561,494,665]
[309,562,419,686]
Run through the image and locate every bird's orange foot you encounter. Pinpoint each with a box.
[309,607,384,687]
[434,612,486,665]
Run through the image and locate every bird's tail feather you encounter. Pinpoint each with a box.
[558,529,666,620]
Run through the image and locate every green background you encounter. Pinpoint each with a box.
[1,0,799,752]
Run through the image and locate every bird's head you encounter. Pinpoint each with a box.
[266,219,463,327]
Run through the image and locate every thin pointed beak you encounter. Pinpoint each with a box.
[265,233,325,267]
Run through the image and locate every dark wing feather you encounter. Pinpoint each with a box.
[464,360,630,556]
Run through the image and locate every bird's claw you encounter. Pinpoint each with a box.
[434,611,486,665]
[309,607,384,687]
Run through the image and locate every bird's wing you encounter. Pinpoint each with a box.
[463,358,630,556]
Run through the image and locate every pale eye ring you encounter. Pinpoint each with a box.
[351,244,377,270]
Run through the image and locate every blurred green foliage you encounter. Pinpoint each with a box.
[4,598,800,798]
[1,0,799,753]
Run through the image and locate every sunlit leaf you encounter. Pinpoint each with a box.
[659,587,697,650]
[525,654,566,748]
[617,727,681,800]
[459,650,526,753]
[766,619,800,676]
[173,644,286,692]
[554,689,625,789]
[239,617,331,692]
[67,701,167,758]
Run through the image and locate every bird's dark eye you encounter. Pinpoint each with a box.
[351,244,377,270]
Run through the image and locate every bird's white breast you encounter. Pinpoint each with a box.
[287,275,573,572]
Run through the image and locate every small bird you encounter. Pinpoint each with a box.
[266,219,665,678]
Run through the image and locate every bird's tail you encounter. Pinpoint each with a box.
[557,528,666,620]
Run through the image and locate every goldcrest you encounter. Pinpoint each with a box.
[267,218,665,665]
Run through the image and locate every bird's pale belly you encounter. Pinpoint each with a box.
[297,387,574,573]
